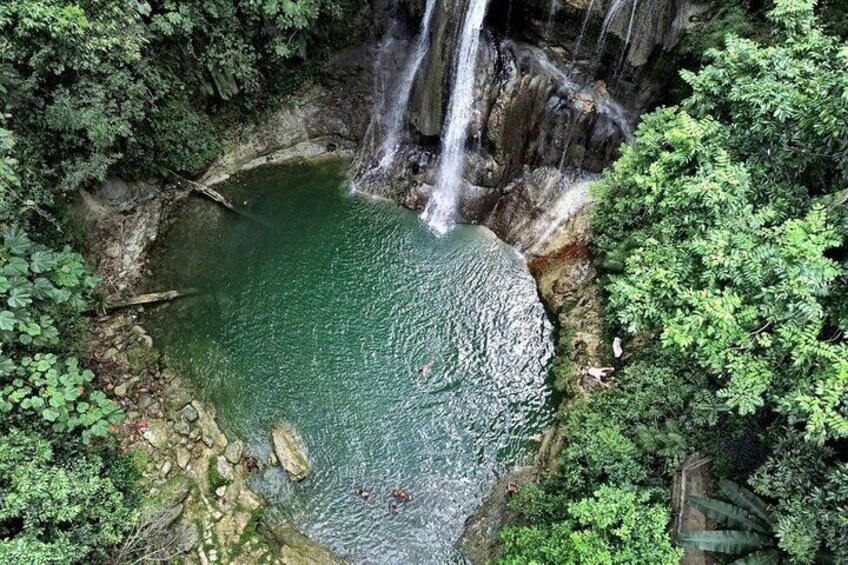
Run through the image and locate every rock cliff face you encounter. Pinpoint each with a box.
[353,0,707,252]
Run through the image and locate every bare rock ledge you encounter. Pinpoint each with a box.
[271,423,312,481]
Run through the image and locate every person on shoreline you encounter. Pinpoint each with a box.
[613,336,623,370]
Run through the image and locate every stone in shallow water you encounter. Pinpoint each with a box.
[271,522,345,565]
[270,424,311,481]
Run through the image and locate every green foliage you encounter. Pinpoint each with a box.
[677,478,840,564]
[594,107,846,442]
[587,2,848,563]
[0,429,138,564]
[0,226,123,443]
[749,430,848,561]
[124,97,223,178]
[501,351,720,563]
[552,354,721,498]
[500,485,683,564]
[0,0,361,219]
[681,3,848,200]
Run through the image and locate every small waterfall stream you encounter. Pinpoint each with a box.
[423,0,491,234]
[589,0,639,77]
[544,0,561,40]
[570,0,598,68]
[376,0,439,170]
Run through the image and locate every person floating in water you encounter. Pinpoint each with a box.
[418,358,434,377]
[388,501,400,516]
[391,488,412,502]
[242,456,261,473]
[355,487,371,501]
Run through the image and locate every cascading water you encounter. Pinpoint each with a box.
[376,0,439,170]
[589,0,638,77]
[544,0,561,40]
[613,0,640,80]
[423,0,490,234]
[569,0,598,69]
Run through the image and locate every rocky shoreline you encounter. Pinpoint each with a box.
[88,308,343,564]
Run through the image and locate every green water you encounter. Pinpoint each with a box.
[146,161,554,564]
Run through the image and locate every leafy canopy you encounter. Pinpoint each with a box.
[500,485,683,565]
[593,0,848,443]
[0,429,137,565]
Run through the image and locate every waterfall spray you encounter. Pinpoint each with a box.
[376,0,439,171]
[423,0,490,234]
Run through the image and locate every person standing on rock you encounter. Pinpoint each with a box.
[613,336,623,370]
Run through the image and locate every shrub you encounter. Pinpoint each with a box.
[501,485,683,564]
[0,429,138,564]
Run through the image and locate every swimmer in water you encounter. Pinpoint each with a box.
[391,488,412,502]
[418,358,434,377]
[388,501,399,516]
[242,457,260,473]
[355,487,371,501]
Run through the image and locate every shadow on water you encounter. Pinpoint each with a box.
[145,160,554,564]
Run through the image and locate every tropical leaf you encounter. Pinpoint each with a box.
[0,310,15,331]
[29,251,56,273]
[3,228,30,255]
[676,530,772,554]
[32,278,55,300]
[7,287,32,309]
[3,257,28,276]
[687,495,771,533]
[719,480,776,527]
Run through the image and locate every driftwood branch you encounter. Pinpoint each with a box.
[169,172,274,229]
[105,289,200,311]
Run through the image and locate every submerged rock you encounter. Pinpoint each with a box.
[271,424,311,481]
[268,522,345,565]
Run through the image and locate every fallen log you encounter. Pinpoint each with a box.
[105,289,201,311]
[169,172,274,229]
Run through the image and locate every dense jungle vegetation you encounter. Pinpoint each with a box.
[0,0,846,563]
[501,1,848,563]
[0,1,359,562]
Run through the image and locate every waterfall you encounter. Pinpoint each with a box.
[569,0,598,69]
[589,0,638,77]
[423,0,490,234]
[376,0,439,171]
[544,0,561,40]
